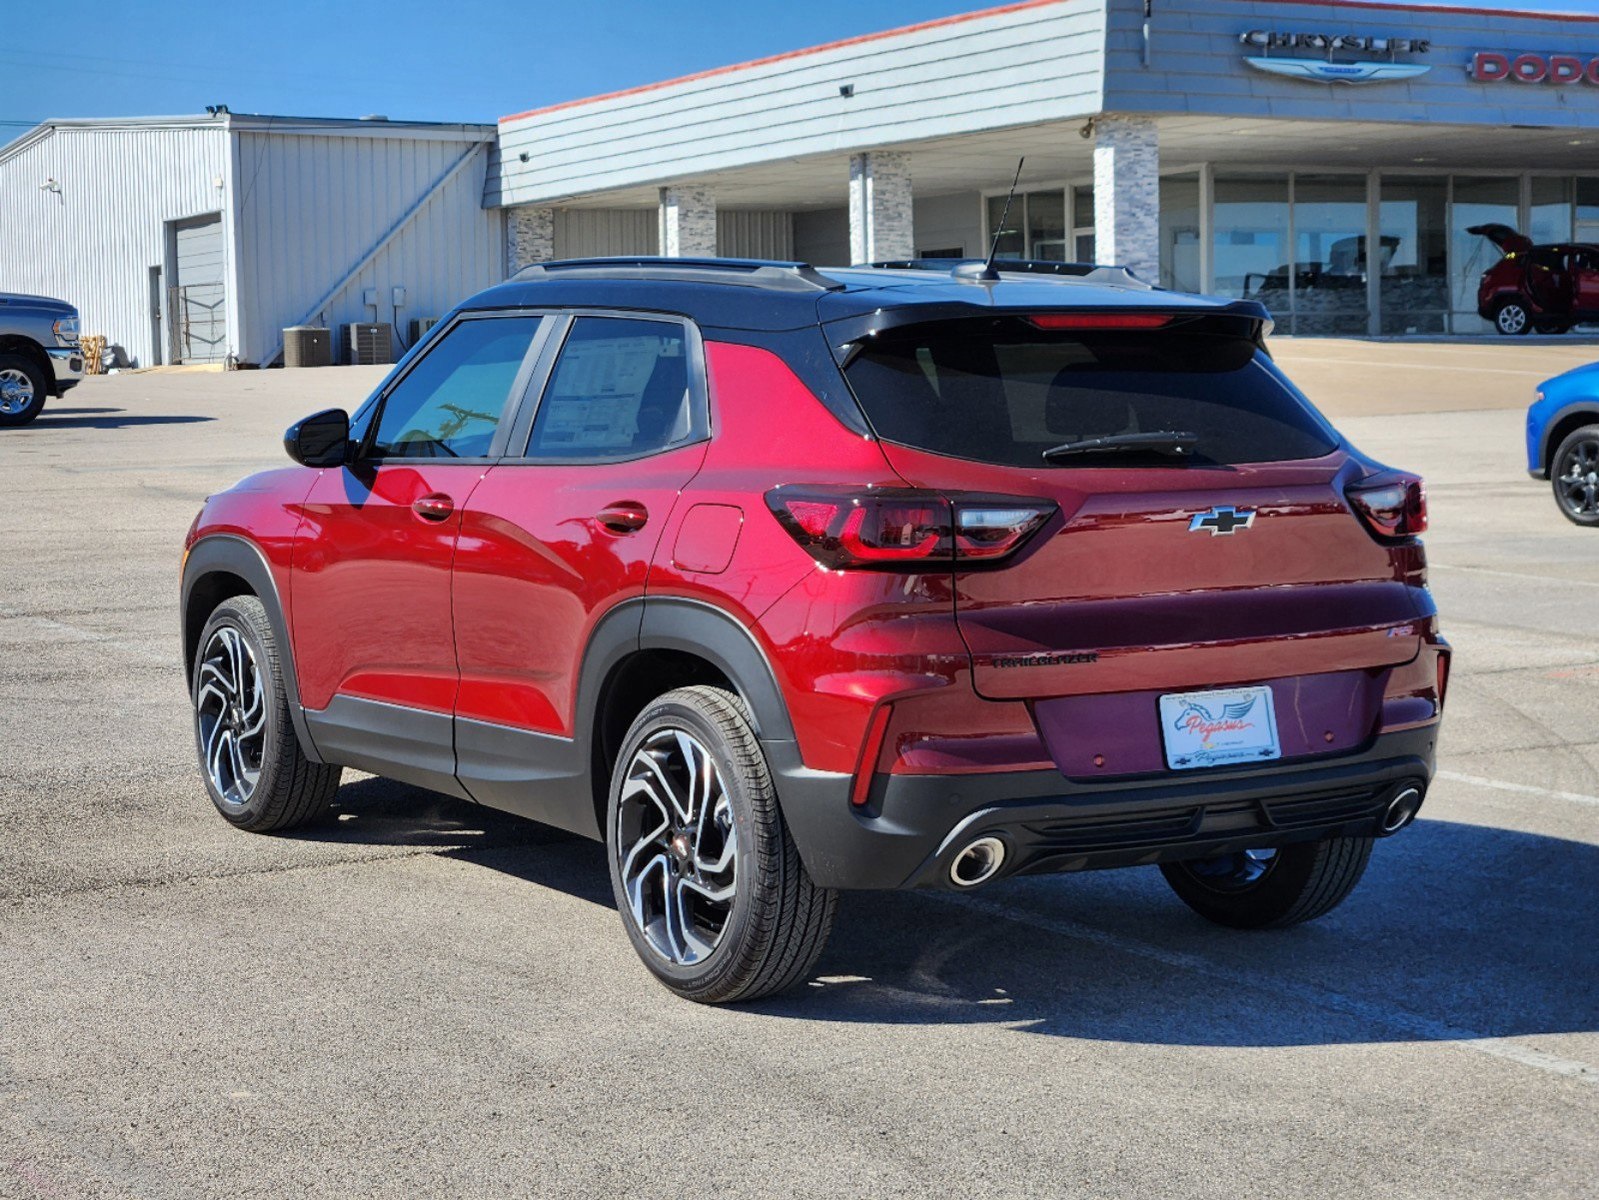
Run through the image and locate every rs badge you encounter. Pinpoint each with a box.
[1188,506,1256,536]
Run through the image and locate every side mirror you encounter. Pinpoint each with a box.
[284,408,350,467]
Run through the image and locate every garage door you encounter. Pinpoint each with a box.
[171,213,227,364]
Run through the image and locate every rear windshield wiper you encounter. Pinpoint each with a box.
[1042,431,1199,461]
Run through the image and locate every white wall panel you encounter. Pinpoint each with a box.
[553,208,658,257]
[717,211,793,260]
[0,124,228,367]
[232,131,500,364]
[496,0,1107,205]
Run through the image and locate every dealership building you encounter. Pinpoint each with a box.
[496,0,1599,336]
[6,0,1599,359]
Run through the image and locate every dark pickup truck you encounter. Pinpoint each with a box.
[0,291,84,426]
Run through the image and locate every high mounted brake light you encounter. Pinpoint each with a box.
[1026,313,1173,330]
[1347,473,1428,540]
[766,486,1053,570]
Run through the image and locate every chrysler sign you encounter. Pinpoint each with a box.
[1239,30,1432,85]
[1469,52,1599,85]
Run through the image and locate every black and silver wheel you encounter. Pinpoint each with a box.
[1159,836,1374,929]
[1552,423,1599,527]
[0,354,47,427]
[1493,300,1531,336]
[192,595,341,831]
[607,685,835,1003]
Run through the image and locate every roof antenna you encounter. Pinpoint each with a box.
[969,156,1025,282]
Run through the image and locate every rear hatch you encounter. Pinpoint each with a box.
[840,310,1428,771]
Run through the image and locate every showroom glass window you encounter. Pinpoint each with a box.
[1291,175,1368,336]
[1378,177,1448,335]
[1212,175,1290,308]
[1450,177,1519,334]
[1160,173,1201,294]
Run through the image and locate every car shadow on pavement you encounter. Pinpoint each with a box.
[298,774,615,906]
[763,817,1599,1049]
[291,788,1599,1049]
[34,411,214,429]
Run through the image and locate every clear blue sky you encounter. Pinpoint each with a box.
[5,0,1599,133]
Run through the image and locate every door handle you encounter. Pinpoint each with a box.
[412,493,454,522]
[596,500,648,534]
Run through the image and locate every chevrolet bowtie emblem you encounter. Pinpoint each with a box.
[1188,506,1256,536]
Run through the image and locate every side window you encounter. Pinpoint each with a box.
[525,317,698,460]
[368,316,540,459]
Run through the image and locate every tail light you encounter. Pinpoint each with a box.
[1347,473,1427,541]
[766,486,1053,570]
[1027,312,1172,330]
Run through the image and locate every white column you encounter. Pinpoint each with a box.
[848,151,913,263]
[658,184,718,257]
[1092,115,1159,281]
[505,205,555,276]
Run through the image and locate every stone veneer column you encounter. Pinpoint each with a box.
[658,184,718,257]
[848,152,913,264]
[506,206,555,276]
[1092,115,1159,281]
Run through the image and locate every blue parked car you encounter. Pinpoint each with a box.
[1528,363,1599,526]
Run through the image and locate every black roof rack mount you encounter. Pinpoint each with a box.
[513,256,843,292]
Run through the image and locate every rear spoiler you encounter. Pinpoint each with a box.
[823,301,1275,365]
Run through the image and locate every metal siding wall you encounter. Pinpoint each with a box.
[232,131,500,364]
[792,208,850,267]
[0,125,228,367]
[717,211,794,259]
[552,209,659,257]
[496,0,1108,205]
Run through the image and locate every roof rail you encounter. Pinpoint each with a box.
[512,256,843,292]
[866,258,1155,290]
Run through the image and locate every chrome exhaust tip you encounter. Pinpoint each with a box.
[1379,786,1423,836]
[949,835,1007,888]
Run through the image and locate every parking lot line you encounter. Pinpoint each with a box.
[928,892,1599,1088]
[1436,769,1599,810]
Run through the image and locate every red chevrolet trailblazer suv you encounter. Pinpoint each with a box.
[181,257,1448,1003]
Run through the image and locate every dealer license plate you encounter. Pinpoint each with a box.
[1159,685,1280,771]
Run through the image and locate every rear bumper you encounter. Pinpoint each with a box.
[772,725,1438,890]
[46,347,83,394]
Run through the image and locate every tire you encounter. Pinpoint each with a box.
[1551,423,1599,527]
[606,685,836,1003]
[1159,836,1374,930]
[1493,300,1531,336]
[1534,321,1572,335]
[0,353,48,426]
[191,594,341,832]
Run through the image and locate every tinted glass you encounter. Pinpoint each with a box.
[370,317,538,458]
[527,317,694,459]
[844,318,1338,468]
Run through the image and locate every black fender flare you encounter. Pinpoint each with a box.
[181,534,323,762]
[1538,401,1599,476]
[635,596,796,742]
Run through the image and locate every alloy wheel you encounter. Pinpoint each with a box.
[1557,435,1599,519]
[1174,847,1279,894]
[0,368,34,415]
[1496,303,1528,335]
[195,626,267,808]
[616,728,738,966]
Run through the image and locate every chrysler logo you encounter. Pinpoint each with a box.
[1239,29,1432,86]
[1188,506,1256,536]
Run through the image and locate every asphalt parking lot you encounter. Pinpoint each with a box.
[2,339,1596,1198]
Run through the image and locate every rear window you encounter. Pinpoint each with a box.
[842,318,1338,467]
